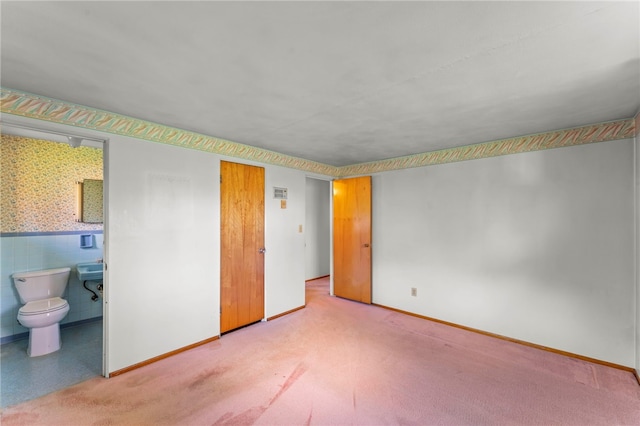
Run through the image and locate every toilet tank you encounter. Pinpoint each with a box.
[12,267,71,303]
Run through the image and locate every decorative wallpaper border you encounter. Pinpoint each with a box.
[339,118,637,176]
[1,87,636,178]
[0,88,339,177]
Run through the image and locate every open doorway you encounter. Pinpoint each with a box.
[0,123,106,407]
[304,177,331,286]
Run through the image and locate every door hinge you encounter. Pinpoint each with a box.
[220,175,222,184]
[219,306,222,315]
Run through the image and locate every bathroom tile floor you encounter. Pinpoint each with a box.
[0,319,102,409]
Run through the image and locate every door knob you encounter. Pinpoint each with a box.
[363,243,370,248]
[258,247,266,254]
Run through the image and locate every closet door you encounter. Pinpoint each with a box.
[333,176,372,304]
[220,161,265,333]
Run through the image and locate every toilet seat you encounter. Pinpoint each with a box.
[19,297,68,316]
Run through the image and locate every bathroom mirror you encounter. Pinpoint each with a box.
[75,179,103,223]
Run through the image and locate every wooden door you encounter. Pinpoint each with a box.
[333,176,372,304]
[220,161,265,333]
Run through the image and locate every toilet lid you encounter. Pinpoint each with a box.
[19,297,68,316]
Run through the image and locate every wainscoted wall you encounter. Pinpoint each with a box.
[0,135,104,342]
[0,233,104,341]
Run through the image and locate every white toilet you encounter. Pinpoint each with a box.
[12,267,71,357]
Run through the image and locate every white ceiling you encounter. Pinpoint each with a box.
[1,1,638,167]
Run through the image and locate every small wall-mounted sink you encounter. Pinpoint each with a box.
[76,262,103,282]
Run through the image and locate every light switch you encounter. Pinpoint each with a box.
[281,200,286,209]
[298,224,303,233]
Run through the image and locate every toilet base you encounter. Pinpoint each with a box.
[27,323,62,357]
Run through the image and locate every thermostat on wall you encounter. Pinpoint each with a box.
[273,187,288,200]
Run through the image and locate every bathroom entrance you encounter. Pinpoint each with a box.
[0,123,106,406]
[220,161,265,333]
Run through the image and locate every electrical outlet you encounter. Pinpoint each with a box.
[411,287,417,297]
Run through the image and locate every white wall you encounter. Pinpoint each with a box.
[264,167,306,317]
[1,233,104,341]
[305,178,331,280]
[3,115,309,374]
[634,132,640,377]
[106,137,309,372]
[106,137,220,372]
[372,139,636,367]
[7,114,636,372]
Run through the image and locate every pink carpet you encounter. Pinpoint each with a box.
[2,277,639,425]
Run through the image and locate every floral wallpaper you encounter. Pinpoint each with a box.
[0,135,103,233]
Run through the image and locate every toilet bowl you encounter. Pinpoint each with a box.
[18,297,70,356]
[12,268,71,357]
